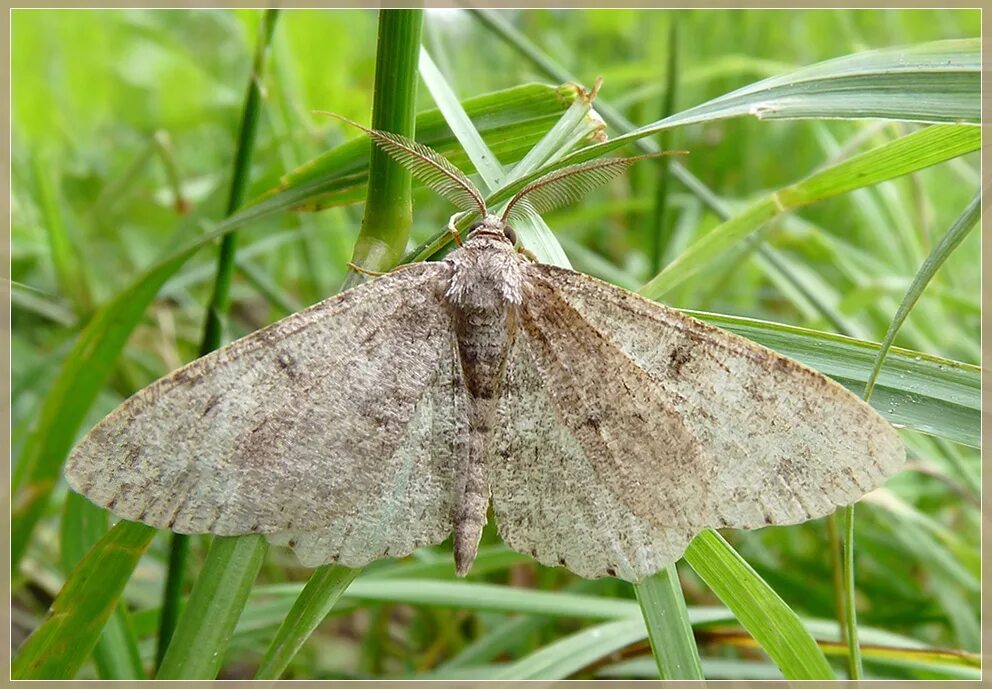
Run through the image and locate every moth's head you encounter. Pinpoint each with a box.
[467,214,517,247]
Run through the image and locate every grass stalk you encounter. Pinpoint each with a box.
[252,9,425,676]
[156,535,269,679]
[838,188,980,678]
[343,8,424,284]
[155,8,280,672]
[649,17,679,273]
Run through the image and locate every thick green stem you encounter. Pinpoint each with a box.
[156,8,280,672]
[344,8,424,284]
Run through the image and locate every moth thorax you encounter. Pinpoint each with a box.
[445,246,526,310]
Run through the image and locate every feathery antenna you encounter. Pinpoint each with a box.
[318,112,487,216]
[500,152,685,224]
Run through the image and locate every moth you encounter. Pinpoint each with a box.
[65,119,905,583]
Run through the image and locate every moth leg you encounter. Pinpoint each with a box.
[447,212,464,247]
[348,261,423,278]
[516,245,538,262]
[347,262,387,277]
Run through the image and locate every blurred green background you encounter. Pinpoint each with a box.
[10,8,980,681]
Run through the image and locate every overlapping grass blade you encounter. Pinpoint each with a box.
[633,565,704,679]
[254,566,359,679]
[864,190,980,400]
[493,618,647,679]
[640,124,979,299]
[689,310,979,446]
[683,530,835,679]
[60,494,144,679]
[156,535,269,678]
[417,45,572,267]
[12,521,156,679]
[32,151,92,314]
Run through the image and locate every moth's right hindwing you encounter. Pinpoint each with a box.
[65,262,467,567]
[489,264,905,582]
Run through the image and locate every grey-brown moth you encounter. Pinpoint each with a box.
[64,120,905,582]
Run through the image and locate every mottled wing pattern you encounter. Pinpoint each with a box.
[270,334,471,567]
[488,330,697,581]
[489,265,904,582]
[65,262,467,568]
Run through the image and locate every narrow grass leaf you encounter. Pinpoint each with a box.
[864,189,980,400]
[12,521,156,679]
[640,125,979,299]
[32,151,92,314]
[633,565,704,679]
[684,530,835,680]
[627,37,980,129]
[419,47,505,189]
[156,535,268,679]
[340,578,642,619]
[418,45,570,267]
[60,493,144,679]
[691,310,979,446]
[494,618,647,679]
[254,565,359,679]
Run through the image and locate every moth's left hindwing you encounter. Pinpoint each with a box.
[65,262,470,568]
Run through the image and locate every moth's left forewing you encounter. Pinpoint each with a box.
[532,264,906,530]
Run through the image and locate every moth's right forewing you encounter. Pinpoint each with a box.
[65,262,463,566]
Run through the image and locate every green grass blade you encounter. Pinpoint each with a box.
[864,190,980,400]
[419,47,505,190]
[684,530,835,680]
[32,151,92,314]
[254,566,359,679]
[157,7,280,665]
[60,493,144,679]
[417,45,570,267]
[340,578,641,619]
[633,565,704,679]
[649,17,679,273]
[442,615,551,670]
[842,504,863,678]
[155,535,268,679]
[495,618,647,679]
[10,245,200,571]
[630,37,980,128]
[641,124,979,300]
[689,310,978,446]
[12,521,156,679]
[91,607,145,680]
